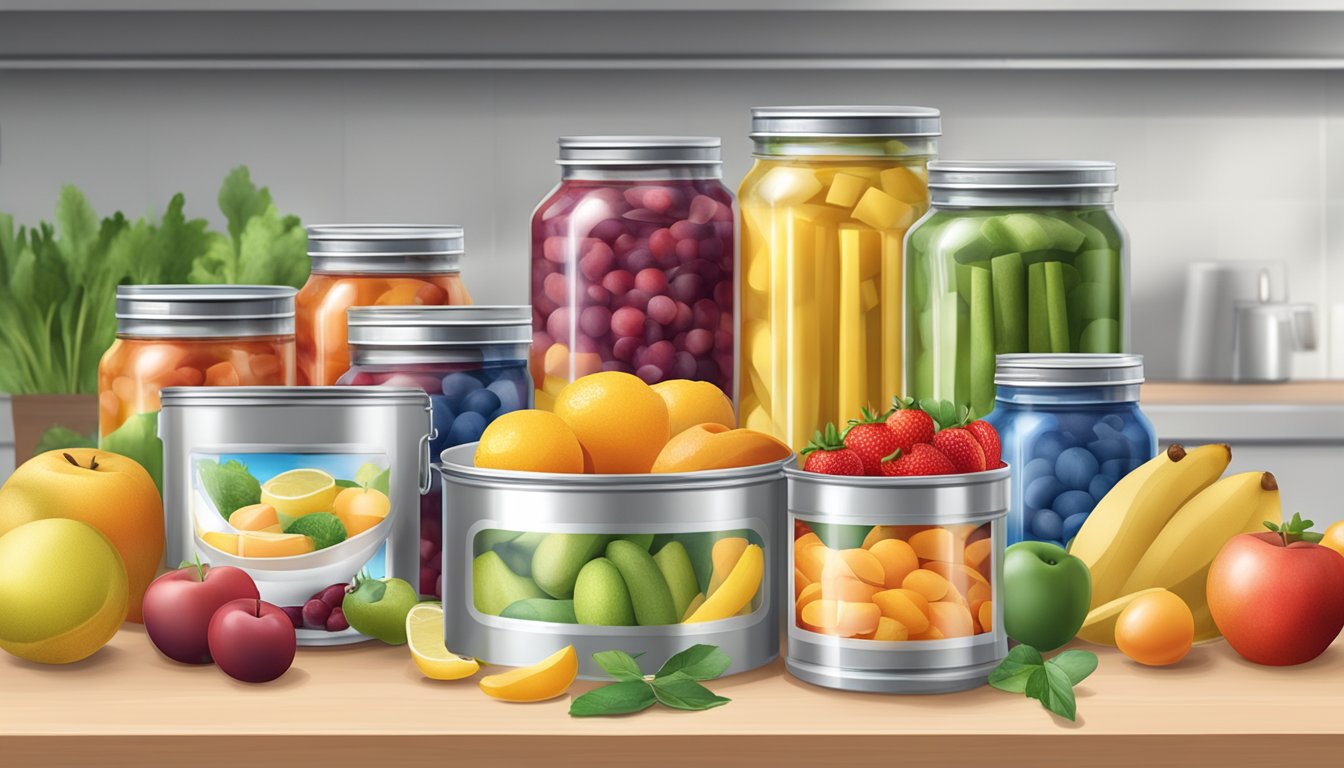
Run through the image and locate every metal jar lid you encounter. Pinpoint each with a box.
[115,285,296,338]
[994,354,1144,388]
[556,136,722,168]
[307,224,465,275]
[160,385,430,408]
[928,160,1118,206]
[347,305,531,364]
[750,106,942,139]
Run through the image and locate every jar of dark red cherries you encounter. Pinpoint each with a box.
[529,136,736,410]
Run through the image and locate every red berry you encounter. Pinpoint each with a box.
[932,428,988,473]
[965,420,1002,469]
[885,396,936,452]
[801,423,866,477]
[843,407,900,475]
[879,443,957,477]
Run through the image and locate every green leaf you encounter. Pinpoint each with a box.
[988,644,1044,694]
[569,681,657,717]
[654,644,732,681]
[649,672,731,711]
[55,185,99,269]
[196,458,262,519]
[32,425,97,456]
[592,650,646,683]
[217,165,274,250]
[1039,662,1079,721]
[1046,650,1098,686]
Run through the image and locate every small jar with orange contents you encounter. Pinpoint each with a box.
[783,464,1009,693]
[297,225,472,386]
[98,286,297,490]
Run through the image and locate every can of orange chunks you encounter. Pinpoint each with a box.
[159,386,432,645]
[784,464,1010,693]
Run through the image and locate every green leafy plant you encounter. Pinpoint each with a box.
[988,645,1098,722]
[1264,512,1314,545]
[569,645,732,717]
[0,165,308,396]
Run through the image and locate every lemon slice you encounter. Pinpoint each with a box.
[260,468,338,517]
[407,603,480,681]
[478,645,578,702]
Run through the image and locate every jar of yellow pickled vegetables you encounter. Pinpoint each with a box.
[904,161,1127,418]
[739,106,940,449]
[298,225,473,385]
[98,285,297,490]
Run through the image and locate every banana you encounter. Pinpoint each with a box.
[1070,443,1232,609]
[1120,471,1281,641]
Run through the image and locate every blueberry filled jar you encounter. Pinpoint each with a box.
[530,136,736,410]
[336,305,532,597]
[984,354,1155,547]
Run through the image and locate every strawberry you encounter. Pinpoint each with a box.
[843,406,900,475]
[965,420,1002,469]
[801,423,865,476]
[879,444,956,477]
[885,396,936,452]
[932,427,988,473]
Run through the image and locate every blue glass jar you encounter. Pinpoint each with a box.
[337,305,533,597]
[984,354,1155,547]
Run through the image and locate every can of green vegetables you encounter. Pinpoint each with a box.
[159,386,432,645]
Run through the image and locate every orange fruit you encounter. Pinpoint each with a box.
[478,645,578,702]
[651,380,735,439]
[650,424,792,473]
[474,410,584,474]
[553,372,668,474]
[1115,589,1194,666]
[1321,521,1344,559]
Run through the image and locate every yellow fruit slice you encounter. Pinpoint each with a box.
[201,531,239,555]
[407,603,480,681]
[1076,587,1167,646]
[478,645,578,702]
[237,532,315,558]
[259,469,338,517]
[685,544,764,623]
[229,504,280,532]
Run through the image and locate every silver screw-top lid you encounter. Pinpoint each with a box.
[928,160,1118,206]
[115,285,296,338]
[557,136,722,167]
[750,106,942,138]
[306,224,464,275]
[347,305,531,364]
[994,353,1144,388]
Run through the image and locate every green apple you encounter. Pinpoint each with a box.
[342,575,419,645]
[1003,541,1092,651]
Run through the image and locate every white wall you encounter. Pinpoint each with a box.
[2,67,1342,379]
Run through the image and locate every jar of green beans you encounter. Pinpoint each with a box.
[903,161,1128,418]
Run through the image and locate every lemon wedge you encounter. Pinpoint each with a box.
[406,603,479,681]
[259,468,338,517]
[478,645,578,702]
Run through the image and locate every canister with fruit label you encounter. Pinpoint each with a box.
[784,463,1009,693]
[530,136,736,408]
[739,106,941,450]
[298,225,473,386]
[338,305,533,598]
[98,285,298,492]
[904,161,1130,418]
[438,443,786,679]
[159,387,432,645]
[985,354,1156,548]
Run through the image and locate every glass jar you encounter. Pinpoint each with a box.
[530,136,736,410]
[904,161,1129,418]
[336,305,533,597]
[298,225,472,386]
[985,354,1156,547]
[98,285,297,490]
[739,106,940,449]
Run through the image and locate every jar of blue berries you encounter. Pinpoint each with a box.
[338,305,532,597]
[984,354,1155,548]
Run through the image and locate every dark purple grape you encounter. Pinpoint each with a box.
[326,607,349,632]
[302,598,332,630]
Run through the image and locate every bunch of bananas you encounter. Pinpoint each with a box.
[1070,443,1282,644]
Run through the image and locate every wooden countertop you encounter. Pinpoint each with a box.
[4,625,1342,767]
[1143,381,1344,406]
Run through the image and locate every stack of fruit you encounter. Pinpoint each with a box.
[799,399,1003,478]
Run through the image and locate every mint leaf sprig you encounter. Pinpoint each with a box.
[1264,512,1315,546]
[569,645,732,717]
[988,645,1098,722]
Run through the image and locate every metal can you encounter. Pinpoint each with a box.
[784,464,1009,693]
[160,386,432,645]
[438,443,787,679]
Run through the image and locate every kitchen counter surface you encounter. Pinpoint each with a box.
[4,624,1342,767]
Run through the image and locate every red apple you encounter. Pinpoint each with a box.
[207,598,296,683]
[142,562,258,664]
[1207,531,1344,666]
